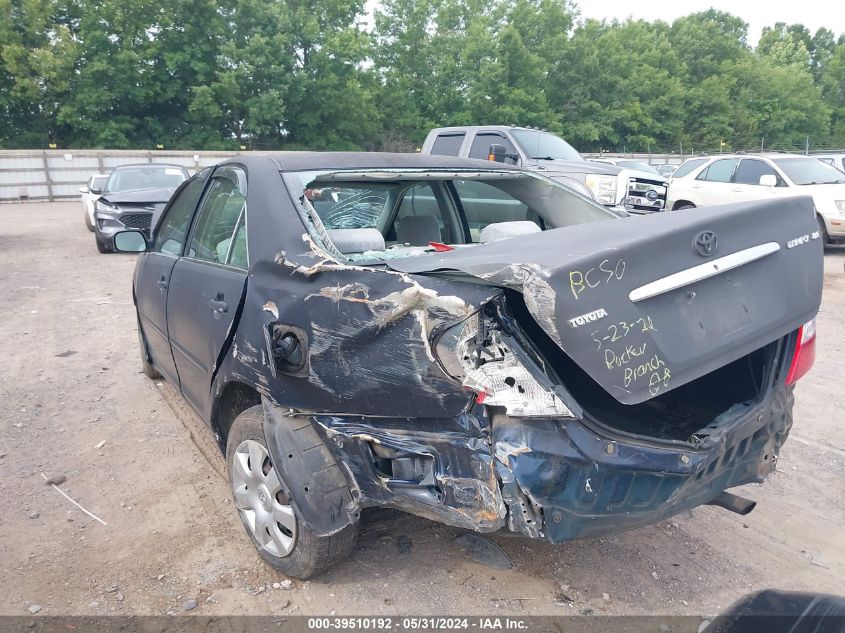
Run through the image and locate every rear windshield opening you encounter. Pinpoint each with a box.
[283,170,614,263]
[505,290,781,444]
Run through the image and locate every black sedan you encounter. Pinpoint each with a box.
[112,153,820,578]
[93,163,189,252]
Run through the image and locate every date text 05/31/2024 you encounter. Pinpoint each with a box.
[307,617,528,630]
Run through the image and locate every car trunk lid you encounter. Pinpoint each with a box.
[387,196,823,405]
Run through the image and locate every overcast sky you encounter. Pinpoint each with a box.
[575,0,842,46]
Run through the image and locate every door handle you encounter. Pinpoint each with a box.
[208,298,228,315]
[157,277,168,292]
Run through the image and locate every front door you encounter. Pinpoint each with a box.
[729,158,784,203]
[135,174,209,384]
[166,166,249,419]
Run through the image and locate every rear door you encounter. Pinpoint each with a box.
[134,174,209,384]
[691,157,737,206]
[166,166,249,419]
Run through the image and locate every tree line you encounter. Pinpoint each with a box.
[2,0,844,153]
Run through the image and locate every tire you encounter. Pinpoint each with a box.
[817,214,830,247]
[137,322,162,379]
[84,210,94,232]
[675,203,696,210]
[226,406,358,579]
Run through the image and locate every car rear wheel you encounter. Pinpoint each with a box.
[226,406,358,579]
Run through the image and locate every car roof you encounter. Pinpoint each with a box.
[111,163,188,170]
[428,125,546,135]
[696,153,812,161]
[230,151,523,173]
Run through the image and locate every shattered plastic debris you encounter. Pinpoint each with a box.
[453,532,513,570]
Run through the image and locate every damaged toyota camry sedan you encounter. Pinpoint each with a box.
[113,153,823,578]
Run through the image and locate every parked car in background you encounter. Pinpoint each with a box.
[655,164,677,177]
[591,157,663,177]
[422,126,668,213]
[112,152,820,578]
[813,153,845,173]
[667,153,845,245]
[93,163,190,253]
[667,157,710,183]
[79,174,109,232]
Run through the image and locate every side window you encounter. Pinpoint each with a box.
[153,176,207,255]
[734,159,782,186]
[669,158,706,179]
[430,133,465,156]
[697,158,737,183]
[389,183,450,245]
[187,167,247,264]
[226,211,248,269]
[308,185,390,229]
[468,132,517,160]
[453,181,531,242]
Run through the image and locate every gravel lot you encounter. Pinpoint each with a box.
[1,202,843,617]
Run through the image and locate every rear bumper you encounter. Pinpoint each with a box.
[287,385,794,542]
[494,385,793,542]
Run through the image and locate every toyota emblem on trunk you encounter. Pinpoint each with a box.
[693,231,718,257]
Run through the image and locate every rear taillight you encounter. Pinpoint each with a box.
[786,318,816,385]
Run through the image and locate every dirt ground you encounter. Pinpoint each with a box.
[1,201,843,617]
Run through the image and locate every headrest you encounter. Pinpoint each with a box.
[327,228,386,254]
[479,221,542,244]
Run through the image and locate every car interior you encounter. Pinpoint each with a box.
[294,173,611,259]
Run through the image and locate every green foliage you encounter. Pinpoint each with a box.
[0,0,843,151]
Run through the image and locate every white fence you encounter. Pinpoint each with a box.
[581,152,687,166]
[0,149,238,202]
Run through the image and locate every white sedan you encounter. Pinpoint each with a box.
[667,153,845,244]
[79,174,109,231]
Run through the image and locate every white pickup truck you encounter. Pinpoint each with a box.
[421,126,668,213]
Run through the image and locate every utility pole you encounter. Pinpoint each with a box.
[805,136,809,155]
[761,137,764,152]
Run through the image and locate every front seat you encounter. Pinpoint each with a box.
[396,215,441,246]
